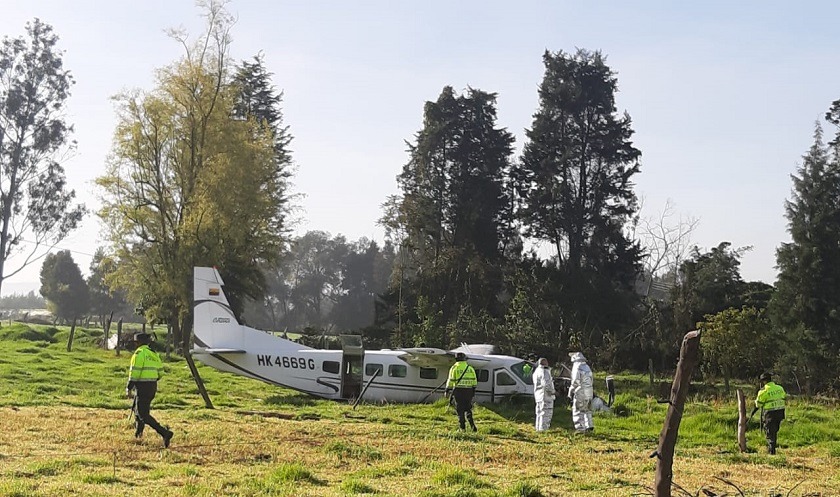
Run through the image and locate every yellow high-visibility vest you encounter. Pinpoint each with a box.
[129,345,163,382]
[447,361,477,388]
[755,381,786,412]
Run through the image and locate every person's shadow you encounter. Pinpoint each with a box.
[479,396,577,431]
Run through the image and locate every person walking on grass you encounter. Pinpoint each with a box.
[126,333,173,448]
[532,358,555,431]
[445,352,478,432]
[751,372,786,455]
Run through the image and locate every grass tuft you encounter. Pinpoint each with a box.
[340,478,378,494]
[82,474,121,484]
[267,462,322,485]
[506,481,544,497]
[431,464,490,489]
[323,440,383,462]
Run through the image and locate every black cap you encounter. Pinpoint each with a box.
[134,333,151,343]
[759,372,772,382]
[455,352,466,361]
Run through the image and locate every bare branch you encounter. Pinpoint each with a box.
[785,479,805,497]
[713,476,745,497]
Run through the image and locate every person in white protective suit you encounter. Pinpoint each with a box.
[532,358,556,431]
[568,352,594,432]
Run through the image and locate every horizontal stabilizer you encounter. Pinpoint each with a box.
[191,347,246,354]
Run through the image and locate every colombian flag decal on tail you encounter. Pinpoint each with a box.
[209,288,220,296]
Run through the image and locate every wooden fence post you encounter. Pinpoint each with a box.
[103,311,114,349]
[654,330,701,497]
[116,318,123,357]
[66,317,77,352]
[736,389,747,452]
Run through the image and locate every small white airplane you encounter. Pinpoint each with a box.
[191,267,535,403]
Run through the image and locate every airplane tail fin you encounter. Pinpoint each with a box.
[193,267,242,350]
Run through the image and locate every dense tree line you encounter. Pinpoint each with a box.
[5,4,839,393]
[0,291,45,310]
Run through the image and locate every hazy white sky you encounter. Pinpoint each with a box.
[1,0,838,295]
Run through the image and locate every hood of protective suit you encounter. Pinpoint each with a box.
[569,352,587,363]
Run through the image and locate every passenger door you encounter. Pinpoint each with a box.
[492,368,520,403]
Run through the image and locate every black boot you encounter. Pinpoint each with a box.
[162,429,174,448]
[134,418,145,438]
[466,412,476,432]
[768,441,776,455]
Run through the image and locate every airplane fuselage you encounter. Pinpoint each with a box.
[192,267,534,404]
[193,342,532,403]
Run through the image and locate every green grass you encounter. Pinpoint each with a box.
[340,478,378,494]
[0,321,838,496]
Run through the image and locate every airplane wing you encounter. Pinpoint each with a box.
[452,343,496,356]
[396,348,491,369]
[191,347,246,354]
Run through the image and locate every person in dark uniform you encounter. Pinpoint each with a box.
[127,333,173,448]
[445,352,478,431]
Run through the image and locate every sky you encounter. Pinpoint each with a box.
[1,0,838,295]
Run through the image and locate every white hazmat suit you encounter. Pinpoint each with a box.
[568,352,594,432]
[532,359,555,431]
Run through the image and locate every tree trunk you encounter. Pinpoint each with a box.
[736,389,747,453]
[723,364,731,394]
[166,323,172,360]
[115,318,123,357]
[654,329,701,497]
[172,318,184,355]
[649,358,655,391]
[66,317,77,352]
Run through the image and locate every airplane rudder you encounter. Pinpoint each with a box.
[193,267,232,307]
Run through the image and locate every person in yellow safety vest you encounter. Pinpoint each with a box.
[522,354,537,377]
[522,362,533,377]
[126,333,173,448]
[445,352,478,431]
[750,372,786,455]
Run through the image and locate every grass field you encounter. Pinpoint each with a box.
[0,323,838,496]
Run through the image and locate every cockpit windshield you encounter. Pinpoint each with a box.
[510,361,534,385]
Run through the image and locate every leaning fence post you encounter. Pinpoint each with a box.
[66,317,77,352]
[654,329,701,497]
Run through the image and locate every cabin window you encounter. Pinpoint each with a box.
[322,361,340,374]
[419,367,438,380]
[365,363,383,376]
[496,371,516,386]
[388,364,407,378]
[510,361,534,385]
[476,369,489,383]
